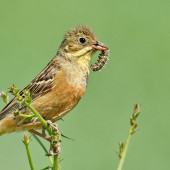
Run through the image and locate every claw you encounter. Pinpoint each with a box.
[29,120,61,156]
[46,120,61,136]
[46,142,61,156]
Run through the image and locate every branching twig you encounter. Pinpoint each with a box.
[8,85,61,170]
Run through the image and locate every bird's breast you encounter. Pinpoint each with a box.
[31,70,86,121]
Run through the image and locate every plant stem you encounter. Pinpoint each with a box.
[24,102,60,169]
[117,104,140,170]
[24,101,51,135]
[53,154,59,170]
[117,128,132,170]
[23,134,34,170]
[11,87,60,170]
[19,113,33,118]
[25,144,34,170]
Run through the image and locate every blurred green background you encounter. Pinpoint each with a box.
[0,0,170,169]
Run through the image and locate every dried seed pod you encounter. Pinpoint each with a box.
[90,49,109,72]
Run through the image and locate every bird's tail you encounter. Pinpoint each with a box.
[0,121,6,136]
[0,110,7,135]
[0,115,42,136]
[0,114,17,136]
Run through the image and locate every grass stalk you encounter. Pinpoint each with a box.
[117,127,132,170]
[117,104,140,170]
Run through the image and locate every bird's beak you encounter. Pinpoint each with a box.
[91,41,108,51]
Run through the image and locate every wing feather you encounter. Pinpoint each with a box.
[0,58,60,120]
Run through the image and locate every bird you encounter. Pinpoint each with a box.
[0,25,108,136]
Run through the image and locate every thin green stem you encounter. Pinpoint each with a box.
[19,113,33,118]
[49,155,54,166]
[117,104,140,170]
[24,101,51,135]
[53,154,60,170]
[25,144,34,170]
[23,135,34,170]
[14,92,48,130]
[24,102,60,169]
[117,128,132,170]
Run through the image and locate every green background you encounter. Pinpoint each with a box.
[0,0,170,169]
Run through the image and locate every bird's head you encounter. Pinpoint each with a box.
[58,25,107,69]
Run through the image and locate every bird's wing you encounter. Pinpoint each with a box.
[0,58,61,120]
[24,59,61,100]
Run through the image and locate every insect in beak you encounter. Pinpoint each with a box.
[90,41,109,72]
[91,41,108,51]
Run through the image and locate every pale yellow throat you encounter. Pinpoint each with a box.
[77,53,93,69]
[73,46,94,69]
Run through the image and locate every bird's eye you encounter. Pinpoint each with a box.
[79,37,86,44]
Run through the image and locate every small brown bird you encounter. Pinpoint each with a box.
[0,25,108,136]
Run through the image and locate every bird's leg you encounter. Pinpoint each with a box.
[28,129,51,142]
[46,120,61,156]
[42,126,46,136]
[28,121,60,142]
[46,120,61,136]
[46,139,61,156]
[46,144,53,156]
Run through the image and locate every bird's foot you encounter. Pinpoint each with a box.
[46,120,61,155]
[46,120,61,136]
[29,120,61,155]
[46,142,61,156]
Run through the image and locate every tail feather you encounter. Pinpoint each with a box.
[0,120,7,136]
[0,114,42,136]
[0,127,6,136]
[0,114,17,136]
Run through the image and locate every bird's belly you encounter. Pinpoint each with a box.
[31,76,86,121]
